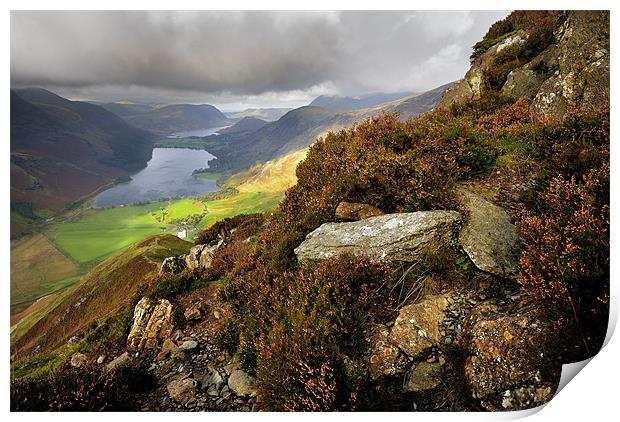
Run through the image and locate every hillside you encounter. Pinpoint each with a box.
[95,101,154,118]
[200,84,451,174]
[309,91,415,110]
[11,234,192,358]
[217,116,267,135]
[124,103,231,135]
[225,107,292,121]
[10,88,154,235]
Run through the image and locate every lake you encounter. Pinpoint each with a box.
[167,125,230,138]
[92,148,218,208]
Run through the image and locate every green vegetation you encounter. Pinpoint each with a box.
[44,192,281,265]
[193,171,223,180]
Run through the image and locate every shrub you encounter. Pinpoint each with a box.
[517,164,609,323]
[11,363,156,411]
[222,255,395,410]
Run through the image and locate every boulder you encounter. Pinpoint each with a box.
[335,202,385,221]
[294,211,461,264]
[105,352,132,372]
[228,369,257,396]
[185,243,219,270]
[127,297,175,352]
[390,294,449,357]
[403,362,443,393]
[159,255,186,275]
[461,304,557,410]
[96,355,106,365]
[367,324,408,380]
[70,352,87,368]
[167,377,197,403]
[179,340,199,352]
[440,79,474,108]
[457,188,522,278]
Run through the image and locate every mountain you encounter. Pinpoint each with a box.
[10,88,154,233]
[95,101,154,118]
[202,106,337,172]
[124,104,231,135]
[217,116,267,136]
[225,107,293,122]
[309,91,415,110]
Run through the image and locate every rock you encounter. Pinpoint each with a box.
[439,79,474,108]
[67,335,80,345]
[159,255,186,275]
[223,362,242,376]
[105,352,132,372]
[167,378,197,403]
[403,362,443,393]
[532,11,609,116]
[294,211,461,264]
[461,305,558,410]
[127,297,175,352]
[70,352,87,368]
[96,355,105,365]
[180,340,199,352]
[185,243,220,271]
[201,367,225,391]
[213,309,222,320]
[184,306,203,322]
[171,329,185,343]
[335,202,385,221]
[367,324,408,380]
[457,188,522,278]
[390,294,449,357]
[228,370,257,396]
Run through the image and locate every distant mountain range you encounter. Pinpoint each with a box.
[309,91,416,110]
[201,83,452,173]
[224,107,293,122]
[11,88,154,235]
[95,102,232,135]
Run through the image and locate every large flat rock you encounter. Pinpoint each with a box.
[457,188,523,278]
[294,211,462,263]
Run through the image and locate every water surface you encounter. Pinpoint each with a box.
[167,126,230,138]
[93,148,218,208]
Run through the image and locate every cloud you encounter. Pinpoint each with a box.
[11,10,509,108]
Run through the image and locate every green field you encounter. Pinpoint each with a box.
[45,191,283,265]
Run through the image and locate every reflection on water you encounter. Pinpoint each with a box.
[167,126,230,138]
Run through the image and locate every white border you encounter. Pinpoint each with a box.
[3,1,618,420]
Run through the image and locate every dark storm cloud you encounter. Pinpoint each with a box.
[11,10,508,107]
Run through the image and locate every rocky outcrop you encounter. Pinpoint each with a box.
[294,211,461,263]
[459,303,556,410]
[390,294,449,357]
[160,255,187,275]
[440,11,609,118]
[457,188,522,278]
[185,243,220,271]
[127,297,175,352]
[335,201,385,221]
[532,11,609,116]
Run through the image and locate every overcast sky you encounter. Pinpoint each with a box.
[11,10,508,111]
